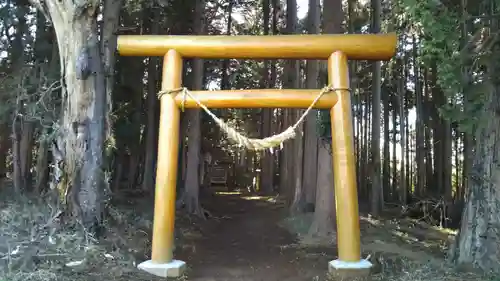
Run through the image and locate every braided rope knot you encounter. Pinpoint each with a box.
[158,85,349,151]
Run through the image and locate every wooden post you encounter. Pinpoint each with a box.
[151,49,183,263]
[328,51,361,262]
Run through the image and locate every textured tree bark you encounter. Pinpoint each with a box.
[19,120,35,190]
[306,0,342,240]
[142,6,161,193]
[180,0,206,217]
[413,37,425,199]
[0,123,9,179]
[306,143,335,243]
[120,54,145,190]
[370,0,382,216]
[398,62,407,204]
[259,0,274,195]
[382,87,390,201]
[301,0,320,207]
[290,114,305,213]
[30,0,107,232]
[451,108,500,272]
[101,0,122,139]
[391,98,397,201]
[10,0,30,192]
[12,122,23,191]
[12,107,36,193]
[34,129,50,194]
[284,0,300,207]
[450,43,500,273]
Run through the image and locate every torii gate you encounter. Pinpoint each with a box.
[117,32,397,279]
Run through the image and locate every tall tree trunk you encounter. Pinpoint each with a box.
[0,123,9,179]
[142,6,161,193]
[33,9,56,194]
[462,133,472,199]
[403,54,411,200]
[181,0,206,217]
[124,58,145,189]
[221,1,233,91]
[281,0,299,203]
[286,0,303,211]
[307,143,335,242]
[218,0,233,127]
[301,0,320,208]
[19,121,35,190]
[31,1,108,232]
[450,1,500,269]
[451,87,500,272]
[101,0,122,191]
[11,0,30,192]
[398,60,407,204]
[414,36,425,199]
[453,132,460,201]
[34,129,50,194]
[442,118,453,226]
[391,95,397,201]
[382,87,390,201]
[370,0,382,216]
[362,91,372,199]
[259,0,274,195]
[423,73,434,196]
[306,0,342,240]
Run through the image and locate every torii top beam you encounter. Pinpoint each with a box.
[117,33,397,61]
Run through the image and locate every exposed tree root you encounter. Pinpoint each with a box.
[303,218,336,246]
[175,192,212,220]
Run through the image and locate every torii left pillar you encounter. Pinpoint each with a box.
[137,49,186,277]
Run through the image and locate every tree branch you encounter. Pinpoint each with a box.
[27,0,52,24]
[73,0,99,20]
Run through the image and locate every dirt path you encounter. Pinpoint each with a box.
[177,192,331,281]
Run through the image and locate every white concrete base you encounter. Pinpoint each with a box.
[329,259,373,270]
[328,259,373,278]
[137,259,186,278]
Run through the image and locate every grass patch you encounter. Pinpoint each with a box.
[0,185,197,281]
[279,212,314,239]
[280,212,496,281]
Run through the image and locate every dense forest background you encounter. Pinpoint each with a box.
[1,0,500,280]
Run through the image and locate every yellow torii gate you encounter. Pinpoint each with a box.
[117,33,397,279]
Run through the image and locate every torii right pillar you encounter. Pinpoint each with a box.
[328,51,372,279]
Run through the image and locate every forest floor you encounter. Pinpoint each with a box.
[0,183,495,281]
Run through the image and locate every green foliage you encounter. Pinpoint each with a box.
[401,0,490,134]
